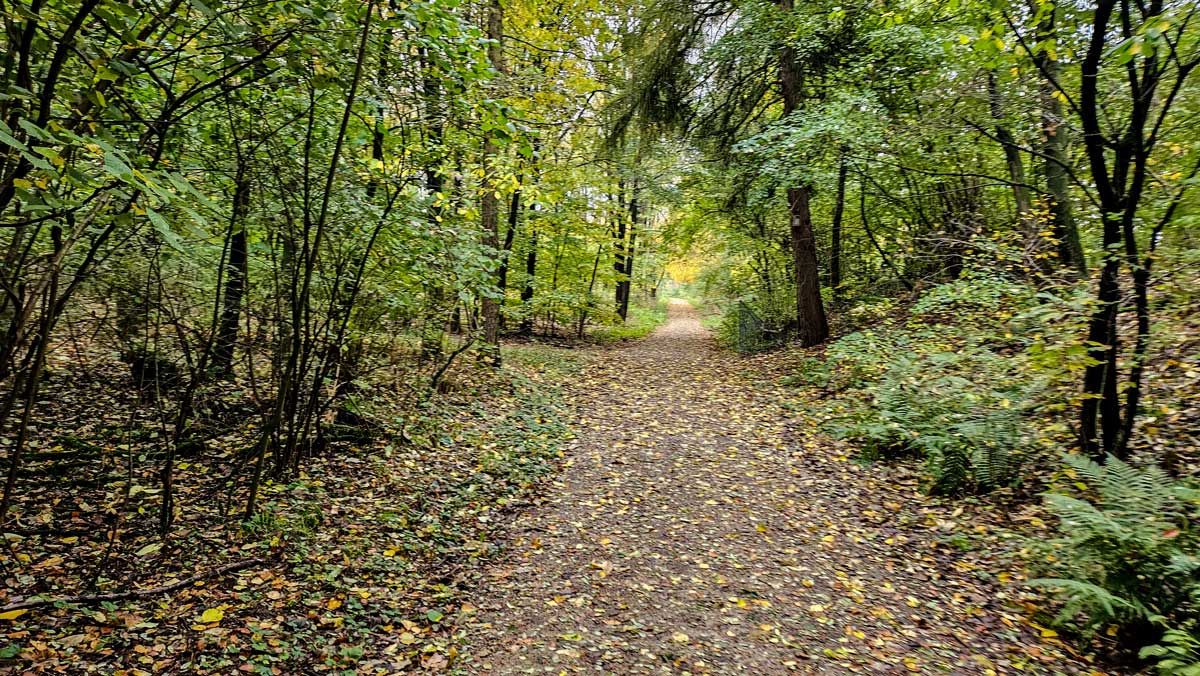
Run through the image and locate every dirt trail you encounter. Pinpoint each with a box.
[464,300,1086,675]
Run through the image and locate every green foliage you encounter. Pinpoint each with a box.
[813,272,1057,493]
[909,273,1035,319]
[835,341,1038,493]
[1030,455,1200,664]
[1143,628,1200,675]
[591,301,668,343]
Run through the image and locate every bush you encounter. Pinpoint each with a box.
[590,300,667,343]
[814,272,1054,494]
[910,272,1034,319]
[1029,455,1200,669]
[832,340,1040,493]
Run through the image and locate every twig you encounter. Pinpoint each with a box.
[426,335,477,398]
[1,558,267,612]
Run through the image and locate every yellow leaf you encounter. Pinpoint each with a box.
[399,632,417,645]
[200,607,224,623]
[0,608,29,621]
[327,598,342,610]
[671,632,689,643]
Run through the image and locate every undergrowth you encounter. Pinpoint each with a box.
[1029,455,1200,674]
[589,300,668,343]
[764,258,1200,672]
[796,269,1074,495]
[0,348,578,674]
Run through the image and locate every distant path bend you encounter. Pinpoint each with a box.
[465,300,1090,675]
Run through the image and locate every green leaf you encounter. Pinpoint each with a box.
[147,209,185,251]
[135,542,162,557]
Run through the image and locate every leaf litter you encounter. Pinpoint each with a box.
[461,301,1113,675]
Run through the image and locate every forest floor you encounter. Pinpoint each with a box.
[459,300,1107,675]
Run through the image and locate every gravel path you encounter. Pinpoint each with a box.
[463,300,1094,675]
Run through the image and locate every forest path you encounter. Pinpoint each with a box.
[463,300,1081,675]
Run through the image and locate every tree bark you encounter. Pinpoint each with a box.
[986,72,1033,222]
[1076,0,1123,461]
[419,46,447,361]
[613,183,628,320]
[786,187,829,346]
[619,183,639,321]
[478,0,505,366]
[519,226,537,335]
[777,0,829,346]
[497,188,521,296]
[1031,4,1086,276]
[212,170,251,378]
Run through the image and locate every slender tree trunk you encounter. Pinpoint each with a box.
[1077,0,1122,461]
[212,169,251,378]
[777,0,829,346]
[519,228,537,336]
[578,244,604,338]
[0,226,59,526]
[246,0,374,514]
[829,147,847,298]
[1032,3,1086,276]
[987,72,1033,221]
[419,47,447,361]
[619,183,638,321]
[497,188,521,294]
[478,0,505,366]
[613,184,628,320]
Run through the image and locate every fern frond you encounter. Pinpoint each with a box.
[1028,577,1147,624]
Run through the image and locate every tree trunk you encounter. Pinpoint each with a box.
[619,184,638,321]
[419,46,446,361]
[578,244,604,338]
[1032,4,1086,276]
[787,187,829,346]
[777,0,829,346]
[478,0,504,366]
[519,228,537,336]
[212,170,251,378]
[829,146,847,298]
[497,188,521,296]
[1076,0,1123,461]
[986,72,1033,221]
[613,183,628,321]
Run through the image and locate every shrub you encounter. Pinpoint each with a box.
[832,341,1040,493]
[910,271,1034,319]
[1142,628,1200,675]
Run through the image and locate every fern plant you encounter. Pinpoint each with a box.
[830,341,1039,494]
[1142,627,1200,675]
[1030,455,1200,667]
